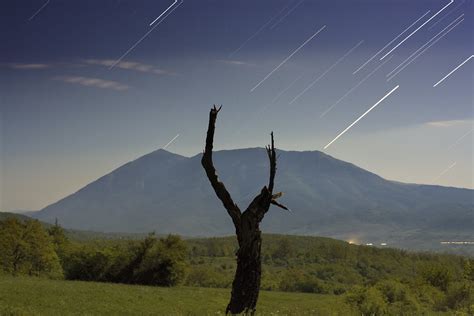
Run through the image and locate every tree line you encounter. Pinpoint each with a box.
[0,217,473,314]
[0,218,187,287]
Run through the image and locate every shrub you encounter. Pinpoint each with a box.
[443,281,473,311]
[134,235,188,286]
[347,286,388,315]
[0,218,63,278]
[279,269,326,293]
[421,263,452,291]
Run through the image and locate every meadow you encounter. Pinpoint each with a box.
[0,276,354,316]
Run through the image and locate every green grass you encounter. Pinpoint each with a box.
[0,276,355,315]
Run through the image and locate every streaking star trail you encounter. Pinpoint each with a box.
[387,14,464,79]
[149,0,178,26]
[433,162,457,182]
[289,40,364,104]
[428,0,466,30]
[323,85,400,149]
[270,0,305,30]
[272,73,304,103]
[250,25,326,92]
[228,1,293,58]
[386,14,464,81]
[352,10,430,75]
[433,55,473,87]
[162,134,180,149]
[321,55,393,118]
[380,0,454,60]
[109,0,183,70]
[449,128,474,149]
[28,0,50,21]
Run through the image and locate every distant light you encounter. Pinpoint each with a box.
[441,241,474,245]
[366,243,373,246]
[347,238,360,245]
[380,243,387,246]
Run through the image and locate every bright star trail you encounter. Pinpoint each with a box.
[289,40,364,104]
[433,55,473,87]
[109,0,183,70]
[323,85,400,149]
[380,0,454,60]
[428,0,465,30]
[433,162,457,182]
[149,0,177,26]
[250,25,326,92]
[320,56,393,118]
[387,13,464,77]
[162,134,180,149]
[386,14,464,79]
[28,0,50,21]
[228,1,293,58]
[387,15,464,81]
[352,10,430,75]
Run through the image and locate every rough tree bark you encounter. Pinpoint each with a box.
[201,105,288,315]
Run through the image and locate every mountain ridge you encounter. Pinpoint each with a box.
[32,147,473,252]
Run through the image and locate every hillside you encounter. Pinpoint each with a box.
[32,148,474,252]
[0,211,33,222]
[1,229,472,315]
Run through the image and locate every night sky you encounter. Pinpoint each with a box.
[1,0,473,211]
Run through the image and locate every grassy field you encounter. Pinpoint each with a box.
[0,276,355,315]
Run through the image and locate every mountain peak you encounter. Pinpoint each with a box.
[149,148,180,156]
[32,146,473,249]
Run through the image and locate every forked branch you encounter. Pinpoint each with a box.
[266,132,276,193]
[201,105,241,228]
[266,133,289,211]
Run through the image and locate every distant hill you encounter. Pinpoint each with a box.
[0,212,33,222]
[32,148,474,253]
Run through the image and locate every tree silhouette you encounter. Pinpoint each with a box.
[201,105,288,314]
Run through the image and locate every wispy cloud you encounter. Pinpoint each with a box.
[83,59,172,75]
[425,119,472,128]
[54,76,129,91]
[217,59,255,66]
[3,63,51,70]
[2,59,175,76]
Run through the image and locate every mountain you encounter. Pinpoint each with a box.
[32,148,474,252]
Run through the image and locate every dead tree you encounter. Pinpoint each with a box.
[201,105,288,314]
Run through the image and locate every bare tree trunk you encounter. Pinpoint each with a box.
[201,105,288,315]
[227,213,262,314]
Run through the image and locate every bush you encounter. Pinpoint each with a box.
[62,234,188,287]
[134,235,188,286]
[0,218,63,278]
[279,269,326,293]
[63,246,115,281]
[376,280,421,315]
[443,281,473,311]
[347,286,388,316]
[421,263,452,291]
